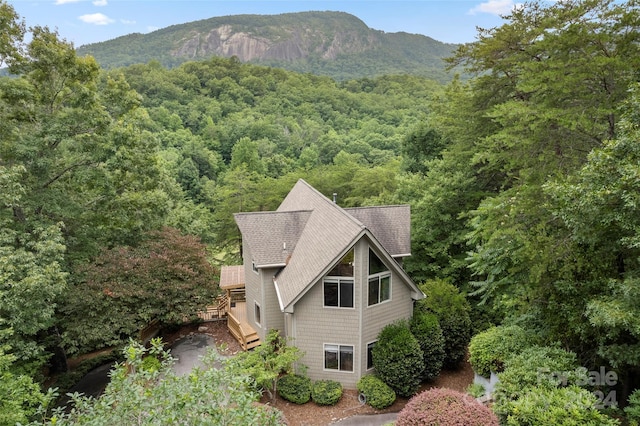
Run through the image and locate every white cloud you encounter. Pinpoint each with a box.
[121,19,136,25]
[55,0,82,4]
[93,0,108,6]
[469,0,517,15]
[78,13,115,25]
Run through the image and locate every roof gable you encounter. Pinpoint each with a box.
[234,210,312,267]
[234,179,418,311]
[345,205,411,257]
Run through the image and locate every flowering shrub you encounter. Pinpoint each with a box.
[277,374,311,404]
[311,380,342,406]
[396,388,499,426]
[356,375,396,409]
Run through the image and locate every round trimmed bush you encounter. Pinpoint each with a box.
[356,375,396,409]
[417,279,472,369]
[468,324,535,377]
[311,380,342,406]
[396,388,499,426]
[372,320,424,397]
[410,311,445,381]
[277,374,311,404]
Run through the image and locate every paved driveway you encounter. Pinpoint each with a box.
[170,334,217,376]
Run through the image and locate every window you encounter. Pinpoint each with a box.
[328,248,354,277]
[254,302,261,326]
[323,278,354,308]
[324,344,354,372]
[368,249,391,306]
[367,341,377,370]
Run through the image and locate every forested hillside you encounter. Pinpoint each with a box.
[2,0,640,424]
[76,11,458,82]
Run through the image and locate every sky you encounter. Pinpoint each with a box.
[9,0,521,47]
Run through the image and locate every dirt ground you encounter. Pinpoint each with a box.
[163,321,475,426]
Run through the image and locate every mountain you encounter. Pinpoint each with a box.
[76,11,460,82]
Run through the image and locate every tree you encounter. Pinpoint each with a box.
[228,329,303,402]
[416,279,472,369]
[33,339,285,425]
[0,165,67,372]
[409,311,445,381]
[60,228,218,354]
[0,336,47,425]
[230,136,265,174]
[0,0,24,67]
[545,85,640,396]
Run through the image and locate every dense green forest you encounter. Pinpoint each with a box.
[2,0,640,423]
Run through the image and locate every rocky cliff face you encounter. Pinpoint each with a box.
[170,14,380,62]
[76,11,459,82]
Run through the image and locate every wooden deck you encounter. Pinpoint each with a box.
[227,301,261,351]
[197,296,261,351]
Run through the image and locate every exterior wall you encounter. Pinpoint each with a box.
[242,241,263,338]
[293,271,361,388]
[360,245,414,376]
[261,267,285,337]
[242,241,285,341]
[291,237,414,389]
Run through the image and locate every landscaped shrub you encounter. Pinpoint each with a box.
[625,389,640,425]
[468,324,535,377]
[492,345,581,421]
[311,380,342,406]
[409,310,445,381]
[356,375,396,409]
[504,386,620,426]
[277,374,311,404]
[141,355,161,373]
[395,388,499,426]
[372,320,424,397]
[416,279,472,368]
[467,382,486,398]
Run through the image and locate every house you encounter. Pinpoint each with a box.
[229,179,424,388]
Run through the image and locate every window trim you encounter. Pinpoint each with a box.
[323,343,355,373]
[323,277,355,309]
[366,340,377,371]
[367,272,392,306]
[254,301,261,327]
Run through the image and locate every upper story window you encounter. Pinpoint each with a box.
[324,278,354,308]
[368,249,391,306]
[324,249,354,308]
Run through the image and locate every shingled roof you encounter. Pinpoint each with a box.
[234,179,415,312]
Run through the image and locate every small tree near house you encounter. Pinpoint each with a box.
[228,329,303,402]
